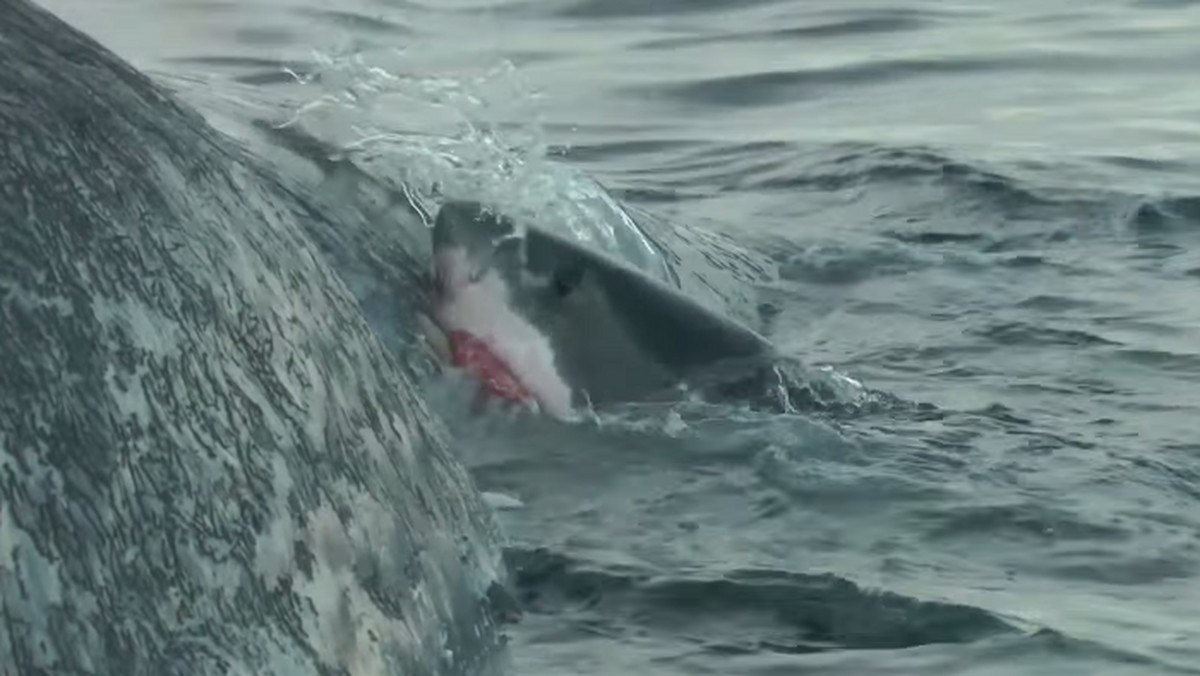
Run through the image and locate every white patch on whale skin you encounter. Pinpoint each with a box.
[0,499,65,670]
[254,454,296,592]
[432,247,577,421]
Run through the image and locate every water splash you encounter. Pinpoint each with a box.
[279,46,669,279]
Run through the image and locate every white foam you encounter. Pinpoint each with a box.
[481,491,525,510]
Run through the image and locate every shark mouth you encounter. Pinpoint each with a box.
[422,246,575,420]
[444,328,533,404]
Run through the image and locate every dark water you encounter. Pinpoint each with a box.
[36,0,1200,673]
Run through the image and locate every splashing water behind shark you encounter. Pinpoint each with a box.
[275,47,674,284]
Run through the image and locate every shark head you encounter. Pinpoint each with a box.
[426,201,577,420]
[423,200,774,420]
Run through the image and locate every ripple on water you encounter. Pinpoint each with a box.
[505,547,1017,655]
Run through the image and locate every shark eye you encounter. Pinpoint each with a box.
[551,264,583,297]
[467,236,523,283]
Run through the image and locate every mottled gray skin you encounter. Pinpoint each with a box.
[0,1,508,675]
[433,201,781,409]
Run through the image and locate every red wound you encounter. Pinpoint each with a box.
[446,329,533,404]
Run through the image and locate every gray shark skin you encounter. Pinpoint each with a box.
[430,200,782,413]
[0,1,508,674]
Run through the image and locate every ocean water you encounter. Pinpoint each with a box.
[36,0,1200,674]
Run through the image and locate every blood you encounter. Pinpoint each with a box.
[446,329,533,404]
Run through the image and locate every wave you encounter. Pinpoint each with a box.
[505,547,1016,654]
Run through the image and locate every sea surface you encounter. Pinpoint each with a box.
[36,0,1200,673]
